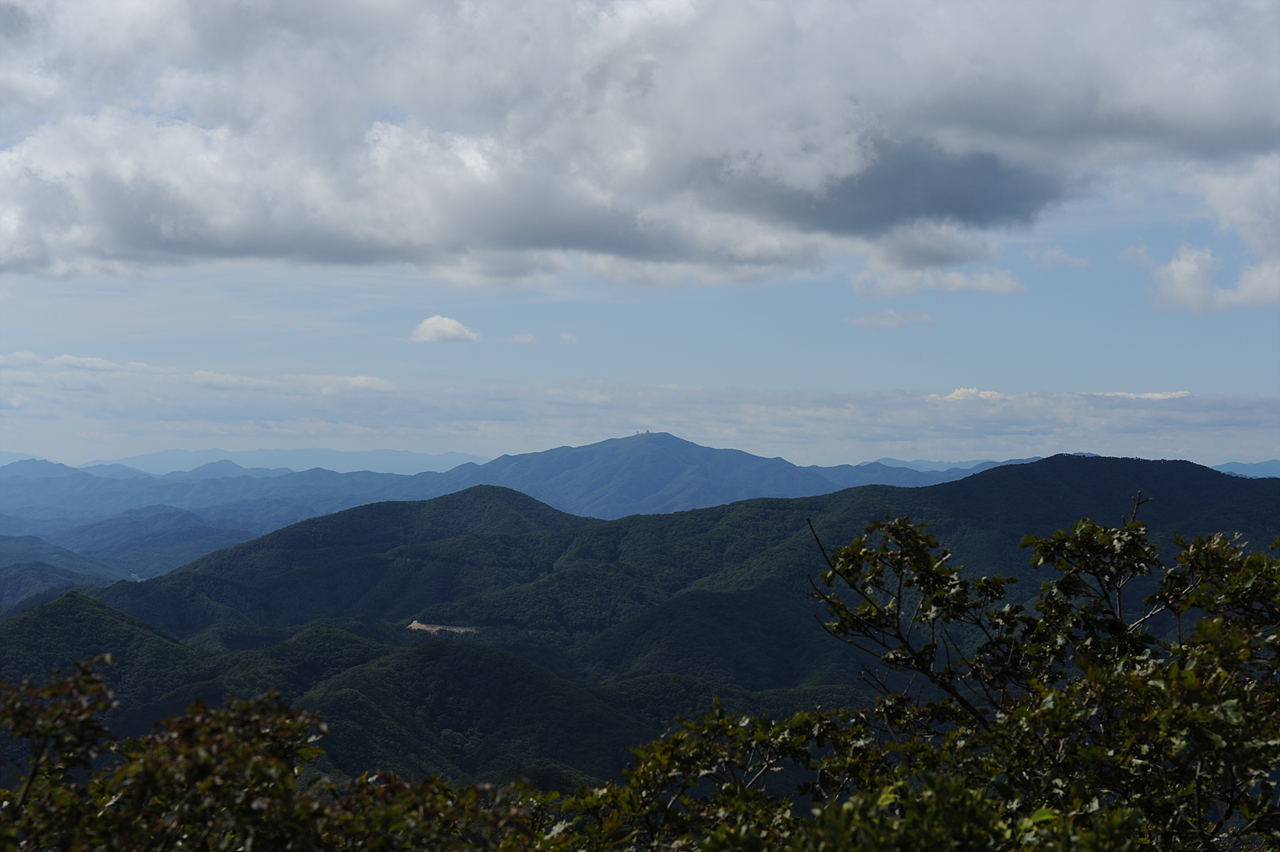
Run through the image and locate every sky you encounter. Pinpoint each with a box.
[0,0,1277,468]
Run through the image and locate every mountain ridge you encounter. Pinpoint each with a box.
[1,453,1277,784]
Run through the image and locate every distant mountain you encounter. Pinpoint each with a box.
[73,455,1278,647]
[83,448,490,476]
[2,436,1265,599]
[0,535,121,580]
[2,454,1276,783]
[159,460,292,480]
[0,458,84,480]
[421,432,841,517]
[0,562,109,606]
[864,457,1019,472]
[1215,460,1280,479]
[51,505,243,553]
[78,464,155,479]
[48,505,255,580]
[805,458,1037,488]
[0,434,1252,545]
[0,450,37,466]
[1,433,1018,537]
[0,508,255,603]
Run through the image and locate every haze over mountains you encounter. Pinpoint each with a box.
[1,433,1039,537]
[83,448,492,476]
[1,453,1277,786]
[1,434,1276,603]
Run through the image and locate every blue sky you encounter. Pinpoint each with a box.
[0,0,1276,467]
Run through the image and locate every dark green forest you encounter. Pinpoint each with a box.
[2,454,1280,848]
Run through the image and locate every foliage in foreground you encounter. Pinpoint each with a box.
[3,516,1279,850]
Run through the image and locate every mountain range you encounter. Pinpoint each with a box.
[2,433,1275,608]
[1,453,1277,787]
[0,434,1044,593]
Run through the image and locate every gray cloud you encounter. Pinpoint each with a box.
[694,137,1064,238]
[0,0,1275,284]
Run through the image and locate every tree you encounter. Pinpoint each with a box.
[2,515,1278,850]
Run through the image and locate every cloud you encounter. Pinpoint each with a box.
[846,310,934,329]
[939,388,1010,401]
[559,332,578,344]
[1029,246,1090,267]
[509,334,536,344]
[0,352,41,368]
[1134,243,1279,312]
[411,316,479,343]
[2,351,1274,465]
[49,355,126,371]
[0,1,1274,284]
[843,220,1020,296]
[851,267,1021,298]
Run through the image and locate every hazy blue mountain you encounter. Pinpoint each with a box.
[2,435,1267,543]
[50,506,239,552]
[0,451,37,466]
[84,448,489,476]
[805,459,1036,488]
[1215,460,1280,479]
[0,562,110,606]
[160,460,293,480]
[78,464,155,479]
[412,432,842,517]
[0,433,923,535]
[0,535,120,578]
[47,506,255,579]
[864,457,1012,472]
[0,458,86,480]
[0,514,70,538]
[4,436,1262,590]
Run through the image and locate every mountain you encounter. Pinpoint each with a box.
[1,454,1276,784]
[49,506,256,580]
[866,456,1014,472]
[0,535,128,604]
[804,459,1037,488]
[0,563,110,606]
[1215,460,1280,479]
[160,460,293,480]
[0,458,85,480]
[0,450,37,466]
[77,464,155,479]
[0,535,122,579]
[84,448,490,476]
[0,434,1043,543]
[420,432,843,516]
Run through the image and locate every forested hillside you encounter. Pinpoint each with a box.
[1,454,1277,787]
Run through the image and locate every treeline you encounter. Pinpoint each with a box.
[4,517,1279,850]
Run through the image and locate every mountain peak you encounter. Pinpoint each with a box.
[0,458,87,481]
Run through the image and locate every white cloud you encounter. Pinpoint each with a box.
[1137,242,1279,312]
[846,310,934,329]
[559,332,578,344]
[1029,246,1090,267]
[411,316,479,343]
[0,0,1273,286]
[851,266,1021,298]
[0,352,41,368]
[509,334,535,344]
[1096,391,1189,400]
[49,355,126,371]
[939,388,1010,401]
